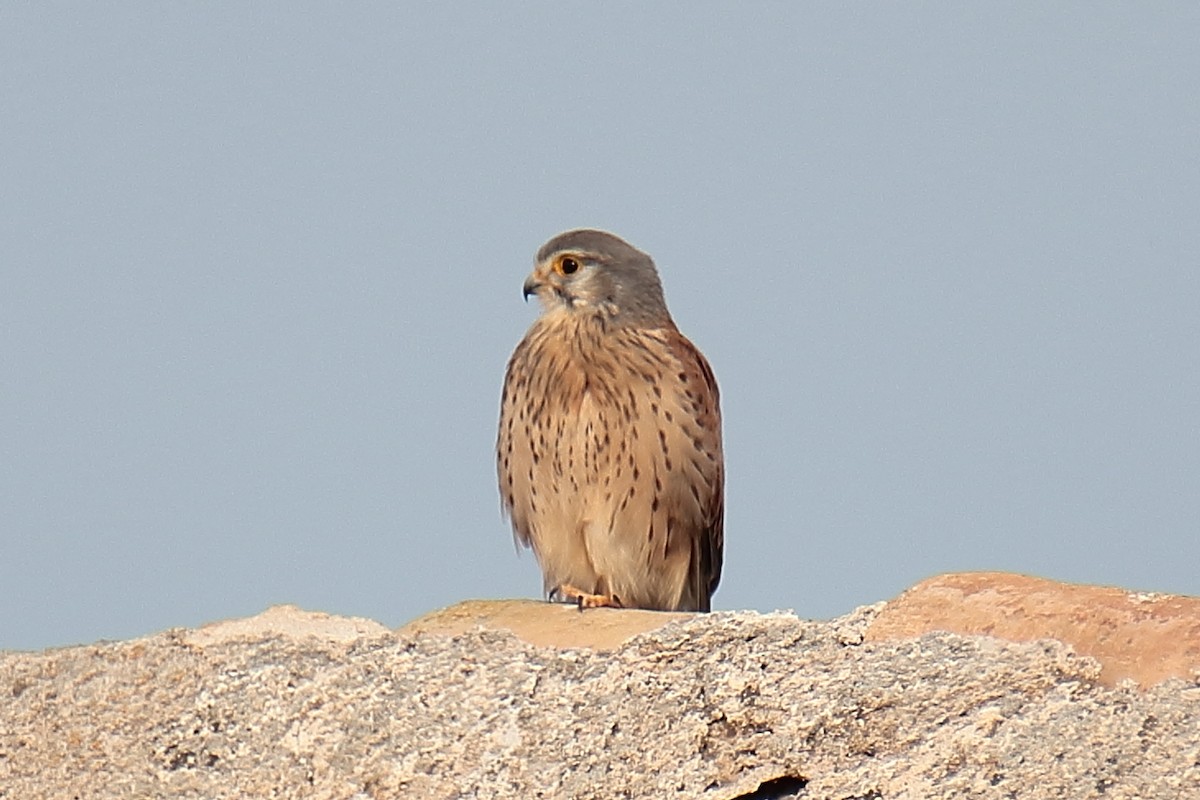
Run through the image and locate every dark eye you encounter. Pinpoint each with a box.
[560,257,579,275]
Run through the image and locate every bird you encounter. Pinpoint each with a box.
[497,229,724,612]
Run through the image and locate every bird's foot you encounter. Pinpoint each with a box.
[550,584,624,611]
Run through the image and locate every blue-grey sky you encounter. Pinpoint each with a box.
[3,5,1198,651]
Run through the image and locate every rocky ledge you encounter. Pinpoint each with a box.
[2,572,1199,799]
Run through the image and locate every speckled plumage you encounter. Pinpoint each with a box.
[497,230,723,611]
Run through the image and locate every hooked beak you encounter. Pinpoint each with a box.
[522,275,542,301]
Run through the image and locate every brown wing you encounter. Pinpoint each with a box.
[497,333,537,549]
[662,328,725,609]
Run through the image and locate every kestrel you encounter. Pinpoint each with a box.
[497,229,724,612]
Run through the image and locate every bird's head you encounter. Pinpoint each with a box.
[522,229,671,326]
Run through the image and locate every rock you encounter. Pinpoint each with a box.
[2,575,1199,799]
[865,571,1200,687]
[185,603,392,648]
[397,597,693,650]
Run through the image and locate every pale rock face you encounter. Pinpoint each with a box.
[2,573,1199,799]
[864,571,1200,687]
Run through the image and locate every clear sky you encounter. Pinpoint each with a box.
[3,5,1197,651]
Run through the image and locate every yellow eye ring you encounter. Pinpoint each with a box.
[557,256,580,275]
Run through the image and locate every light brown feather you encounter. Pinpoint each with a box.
[497,307,723,611]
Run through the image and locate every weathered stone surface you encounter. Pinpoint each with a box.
[398,598,693,650]
[865,571,1200,687]
[186,604,392,648]
[2,579,1199,799]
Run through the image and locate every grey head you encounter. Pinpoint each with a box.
[522,229,671,327]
